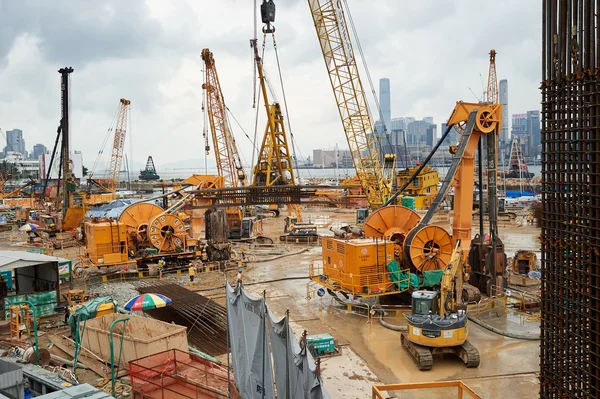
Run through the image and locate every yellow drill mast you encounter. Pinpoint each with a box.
[307,0,395,209]
[251,39,296,187]
[202,48,247,188]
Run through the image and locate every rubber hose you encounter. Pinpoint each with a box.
[467,315,540,340]
[378,314,408,331]
[373,309,408,331]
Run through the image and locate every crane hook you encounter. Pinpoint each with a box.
[261,0,276,34]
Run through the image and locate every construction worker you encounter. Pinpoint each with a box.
[241,247,246,261]
[188,263,196,286]
[236,268,243,288]
[158,257,165,280]
[28,231,35,244]
[201,248,208,262]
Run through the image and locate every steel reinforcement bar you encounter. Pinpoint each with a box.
[133,281,228,356]
[541,1,600,398]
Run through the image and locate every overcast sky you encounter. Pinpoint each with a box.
[0,0,541,171]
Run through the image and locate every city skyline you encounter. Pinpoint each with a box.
[0,1,542,169]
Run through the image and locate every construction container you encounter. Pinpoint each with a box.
[307,333,335,356]
[129,349,237,399]
[0,359,24,399]
[80,314,188,372]
[84,221,128,265]
[5,291,57,319]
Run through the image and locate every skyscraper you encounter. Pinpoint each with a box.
[425,124,437,147]
[499,79,509,146]
[4,129,25,156]
[527,110,540,157]
[379,78,391,132]
[511,114,528,137]
[32,144,47,160]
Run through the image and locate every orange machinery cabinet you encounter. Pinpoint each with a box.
[321,236,395,295]
[84,221,129,265]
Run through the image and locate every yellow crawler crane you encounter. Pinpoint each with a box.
[308,0,396,223]
[252,7,315,236]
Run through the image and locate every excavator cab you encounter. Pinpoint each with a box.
[356,208,370,225]
[411,290,439,316]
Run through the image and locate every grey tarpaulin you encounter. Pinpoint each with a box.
[267,308,330,399]
[226,282,274,399]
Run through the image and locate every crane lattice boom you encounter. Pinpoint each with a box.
[202,48,247,188]
[107,98,130,193]
[308,0,392,208]
[486,50,498,104]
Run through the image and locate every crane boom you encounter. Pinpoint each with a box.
[202,48,247,188]
[107,98,130,193]
[486,50,498,104]
[308,0,393,208]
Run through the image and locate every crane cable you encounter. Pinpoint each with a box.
[90,104,121,179]
[342,0,394,160]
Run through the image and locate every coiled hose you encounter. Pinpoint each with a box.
[372,307,408,331]
[467,314,540,340]
[374,307,539,340]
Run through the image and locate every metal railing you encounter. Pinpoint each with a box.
[372,380,481,399]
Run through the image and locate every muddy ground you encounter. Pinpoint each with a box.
[198,207,542,399]
[0,206,541,398]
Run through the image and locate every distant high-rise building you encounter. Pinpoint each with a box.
[423,117,434,124]
[527,110,540,156]
[379,78,391,131]
[425,124,437,147]
[511,114,528,137]
[499,79,509,145]
[390,118,406,133]
[4,129,25,156]
[407,120,430,144]
[32,144,47,160]
[440,123,460,146]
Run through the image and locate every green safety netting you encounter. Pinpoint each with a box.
[386,260,420,290]
[68,296,115,339]
[422,270,444,287]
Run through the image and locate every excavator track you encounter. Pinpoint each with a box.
[279,235,319,244]
[401,332,433,371]
[457,340,480,368]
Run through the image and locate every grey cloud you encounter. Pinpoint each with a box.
[0,0,163,65]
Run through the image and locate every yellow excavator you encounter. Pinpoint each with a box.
[402,242,480,370]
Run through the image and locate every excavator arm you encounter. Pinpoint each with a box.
[439,241,463,317]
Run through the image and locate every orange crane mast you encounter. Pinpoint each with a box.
[201,48,247,188]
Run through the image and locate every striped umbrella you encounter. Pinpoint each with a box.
[18,223,39,232]
[124,293,172,311]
